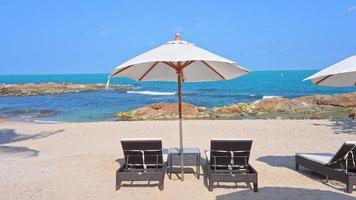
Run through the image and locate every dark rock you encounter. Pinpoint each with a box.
[0,83,137,96]
[38,109,57,117]
[12,109,33,114]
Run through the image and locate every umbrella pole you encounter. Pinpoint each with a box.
[177,73,184,181]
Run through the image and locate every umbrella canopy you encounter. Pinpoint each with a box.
[107,33,251,181]
[108,33,250,82]
[304,55,356,87]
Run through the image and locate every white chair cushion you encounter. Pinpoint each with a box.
[296,153,335,165]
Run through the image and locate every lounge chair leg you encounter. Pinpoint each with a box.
[346,182,353,194]
[208,179,214,191]
[116,181,122,190]
[253,182,258,192]
[159,181,164,191]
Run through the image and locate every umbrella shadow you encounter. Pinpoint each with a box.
[0,128,64,145]
[257,155,351,193]
[0,146,39,158]
[313,119,356,134]
[215,187,355,200]
[0,128,64,159]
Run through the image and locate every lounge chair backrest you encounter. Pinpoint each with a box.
[121,139,163,168]
[210,139,252,167]
[329,141,356,170]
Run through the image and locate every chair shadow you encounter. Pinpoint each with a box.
[257,155,351,193]
[257,155,296,170]
[216,187,355,200]
[313,119,356,134]
[0,128,64,159]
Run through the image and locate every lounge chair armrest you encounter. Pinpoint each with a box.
[117,161,127,171]
[162,148,169,163]
[204,150,210,164]
[248,164,258,174]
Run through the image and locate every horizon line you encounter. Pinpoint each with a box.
[0,69,320,76]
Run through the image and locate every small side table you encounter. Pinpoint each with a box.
[169,147,201,179]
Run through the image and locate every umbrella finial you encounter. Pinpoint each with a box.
[175,33,181,41]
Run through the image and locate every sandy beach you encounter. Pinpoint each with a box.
[0,119,355,200]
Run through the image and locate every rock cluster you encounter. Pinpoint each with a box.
[117,102,210,120]
[0,83,136,96]
[8,108,58,118]
[116,92,356,120]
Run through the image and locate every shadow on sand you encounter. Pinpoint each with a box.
[216,187,355,200]
[0,146,39,158]
[313,119,356,134]
[257,155,296,170]
[0,128,64,158]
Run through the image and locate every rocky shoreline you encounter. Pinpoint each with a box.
[116,92,356,120]
[0,83,354,121]
[0,83,136,96]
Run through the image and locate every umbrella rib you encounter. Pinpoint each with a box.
[201,60,226,80]
[138,61,159,81]
[181,61,194,69]
[315,74,332,85]
[181,61,194,82]
[162,61,178,70]
[111,65,134,77]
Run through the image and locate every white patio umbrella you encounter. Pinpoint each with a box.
[304,55,356,87]
[106,33,251,181]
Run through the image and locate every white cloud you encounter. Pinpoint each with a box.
[98,30,112,36]
[347,6,356,13]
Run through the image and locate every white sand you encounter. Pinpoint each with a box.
[0,119,355,200]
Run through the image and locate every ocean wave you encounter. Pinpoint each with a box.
[127,91,176,96]
[33,120,62,124]
[262,95,281,99]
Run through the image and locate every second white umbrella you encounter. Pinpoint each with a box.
[304,55,356,87]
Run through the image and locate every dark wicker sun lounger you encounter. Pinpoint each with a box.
[116,138,167,191]
[205,139,258,192]
[295,141,356,193]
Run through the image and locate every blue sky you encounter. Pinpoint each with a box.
[0,0,356,74]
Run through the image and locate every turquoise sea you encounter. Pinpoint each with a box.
[0,70,355,122]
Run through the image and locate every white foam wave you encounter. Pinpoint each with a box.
[33,120,62,124]
[127,91,176,96]
[262,96,281,99]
